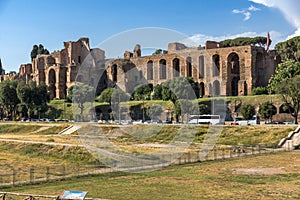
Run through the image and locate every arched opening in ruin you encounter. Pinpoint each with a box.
[228,53,240,75]
[147,61,153,80]
[228,52,241,96]
[173,58,180,77]
[279,104,294,114]
[186,57,192,77]
[48,69,56,99]
[199,82,205,97]
[199,55,204,78]
[255,52,264,87]
[159,59,166,80]
[212,54,220,77]
[112,64,117,82]
[213,80,220,96]
[231,77,240,96]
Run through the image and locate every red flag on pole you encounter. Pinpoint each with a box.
[265,32,270,51]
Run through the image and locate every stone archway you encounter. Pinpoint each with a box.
[213,80,220,96]
[147,60,153,80]
[48,69,56,99]
[212,54,220,77]
[199,82,205,97]
[159,59,166,80]
[173,58,180,77]
[228,52,240,96]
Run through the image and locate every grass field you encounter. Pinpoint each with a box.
[0,122,297,199]
[3,151,300,200]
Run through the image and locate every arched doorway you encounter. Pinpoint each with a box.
[147,61,153,80]
[199,82,205,97]
[228,53,240,96]
[212,54,220,76]
[231,77,239,96]
[159,59,166,80]
[48,69,56,99]
[213,80,220,96]
[173,58,180,77]
[199,55,204,78]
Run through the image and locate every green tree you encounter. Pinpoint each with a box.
[70,83,95,121]
[268,59,300,92]
[152,84,162,100]
[275,36,300,62]
[30,45,38,60]
[17,81,49,119]
[152,49,168,55]
[276,75,300,124]
[97,88,114,103]
[0,80,20,119]
[30,44,50,60]
[258,101,276,121]
[133,84,152,100]
[220,36,271,48]
[240,104,255,120]
[162,77,199,104]
[33,83,49,118]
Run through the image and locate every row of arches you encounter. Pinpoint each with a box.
[146,57,206,81]
[48,68,67,99]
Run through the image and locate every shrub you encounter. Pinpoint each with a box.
[251,87,269,95]
[240,104,256,120]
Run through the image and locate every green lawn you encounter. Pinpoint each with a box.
[4,151,300,200]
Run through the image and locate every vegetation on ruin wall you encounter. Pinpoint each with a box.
[47,95,282,120]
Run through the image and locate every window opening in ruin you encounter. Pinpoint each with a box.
[147,61,153,80]
[212,55,220,76]
[173,58,180,77]
[199,56,204,78]
[186,57,192,77]
[160,59,166,79]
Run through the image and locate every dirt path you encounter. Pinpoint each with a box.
[0,138,83,147]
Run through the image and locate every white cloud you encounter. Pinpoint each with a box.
[232,5,260,21]
[248,5,261,11]
[249,0,300,38]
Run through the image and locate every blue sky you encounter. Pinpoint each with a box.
[0,0,299,72]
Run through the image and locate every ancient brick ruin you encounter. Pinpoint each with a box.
[11,38,278,100]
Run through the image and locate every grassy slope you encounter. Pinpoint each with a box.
[48,94,283,120]
[5,151,300,200]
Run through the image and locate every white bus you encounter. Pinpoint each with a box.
[188,115,221,125]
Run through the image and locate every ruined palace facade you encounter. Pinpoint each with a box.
[18,38,104,99]
[106,41,279,97]
[17,38,278,99]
